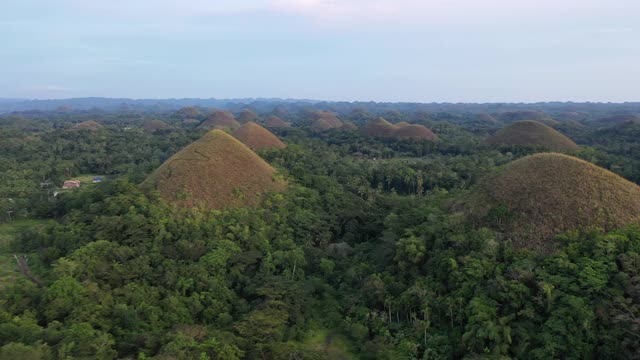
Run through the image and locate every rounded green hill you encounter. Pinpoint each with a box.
[487,120,578,151]
[470,153,640,252]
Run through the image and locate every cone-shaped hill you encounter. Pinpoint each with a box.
[360,118,397,137]
[197,111,240,131]
[476,113,498,124]
[264,116,290,128]
[311,111,343,128]
[394,124,438,141]
[237,109,259,124]
[177,106,204,119]
[341,122,358,130]
[310,119,334,132]
[142,120,172,132]
[360,118,438,140]
[469,153,640,252]
[71,121,103,131]
[232,123,286,151]
[487,121,579,151]
[144,130,286,210]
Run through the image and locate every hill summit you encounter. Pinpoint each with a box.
[232,122,286,151]
[142,120,172,132]
[264,116,290,128]
[360,118,438,140]
[487,120,578,151]
[237,109,259,124]
[360,118,397,137]
[197,110,240,131]
[469,153,640,252]
[309,111,343,131]
[71,120,103,131]
[144,130,286,210]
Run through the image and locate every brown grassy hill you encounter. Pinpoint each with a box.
[538,118,562,127]
[394,124,438,141]
[144,130,286,210]
[310,119,334,132]
[142,120,172,132]
[177,106,204,119]
[264,116,290,128]
[311,111,343,128]
[361,118,437,141]
[198,111,240,131]
[469,153,640,252]
[487,120,579,151]
[360,118,397,137]
[476,113,498,124]
[237,109,259,124]
[71,121,103,131]
[341,122,358,130]
[232,122,286,151]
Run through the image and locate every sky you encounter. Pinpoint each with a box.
[1,0,638,102]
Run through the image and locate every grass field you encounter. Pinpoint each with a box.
[0,219,50,288]
[302,328,353,359]
[67,174,106,184]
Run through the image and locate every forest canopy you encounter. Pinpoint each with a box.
[1,102,640,359]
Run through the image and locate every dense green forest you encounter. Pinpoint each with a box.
[1,104,640,359]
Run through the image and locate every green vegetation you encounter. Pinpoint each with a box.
[0,220,49,288]
[2,104,640,359]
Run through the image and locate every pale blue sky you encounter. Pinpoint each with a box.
[1,0,638,102]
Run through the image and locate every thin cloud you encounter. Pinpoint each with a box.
[56,0,639,25]
[269,0,635,25]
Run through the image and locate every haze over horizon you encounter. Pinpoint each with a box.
[2,0,638,102]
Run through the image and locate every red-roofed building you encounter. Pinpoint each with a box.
[62,180,81,189]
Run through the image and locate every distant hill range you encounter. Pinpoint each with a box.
[2,97,640,120]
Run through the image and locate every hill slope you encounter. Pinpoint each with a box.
[470,153,640,252]
[142,120,172,132]
[264,116,290,128]
[71,120,103,131]
[394,124,438,141]
[360,118,397,137]
[237,109,259,124]
[144,130,286,209]
[232,123,286,150]
[311,111,343,128]
[361,118,437,140]
[487,120,579,151]
[197,111,240,130]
